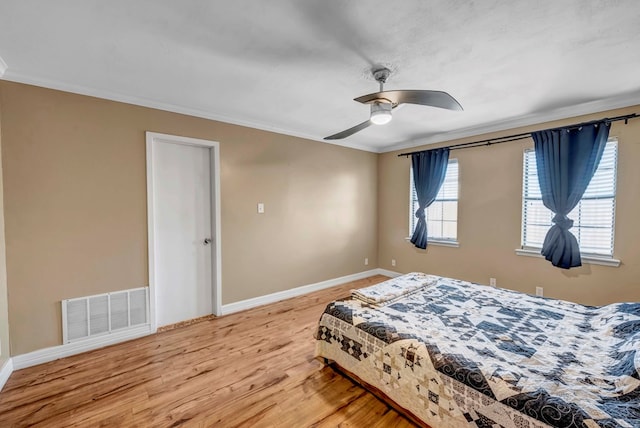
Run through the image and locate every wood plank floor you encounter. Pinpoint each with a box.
[0,275,417,427]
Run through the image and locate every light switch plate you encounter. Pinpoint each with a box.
[257,203,265,214]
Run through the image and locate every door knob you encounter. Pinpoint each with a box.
[203,238,212,245]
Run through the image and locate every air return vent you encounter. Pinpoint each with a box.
[62,287,149,344]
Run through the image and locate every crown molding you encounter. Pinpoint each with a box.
[0,70,379,153]
[379,92,640,153]
[3,69,639,155]
[0,55,7,78]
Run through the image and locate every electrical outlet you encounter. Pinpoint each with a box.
[391,259,396,267]
[536,286,544,297]
[489,278,496,287]
[257,203,265,214]
[364,258,369,266]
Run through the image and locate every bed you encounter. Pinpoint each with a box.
[314,273,640,428]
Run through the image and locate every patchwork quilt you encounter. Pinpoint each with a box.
[315,273,640,428]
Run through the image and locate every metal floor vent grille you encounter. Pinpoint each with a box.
[62,287,149,344]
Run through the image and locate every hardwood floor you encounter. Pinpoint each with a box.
[0,275,417,427]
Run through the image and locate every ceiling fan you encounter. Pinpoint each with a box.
[324,67,463,140]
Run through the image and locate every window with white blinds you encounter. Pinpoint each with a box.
[410,159,459,242]
[521,139,617,257]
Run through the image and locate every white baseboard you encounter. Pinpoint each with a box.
[0,358,13,391]
[12,324,154,370]
[376,268,402,278]
[220,268,396,315]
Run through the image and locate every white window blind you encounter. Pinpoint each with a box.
[410,159,459,242]
[521,139,617,257]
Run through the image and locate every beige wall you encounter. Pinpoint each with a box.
[0,94,10,366]
[1,79,638,357]
[0,81,378,355]
[378,106,640,306]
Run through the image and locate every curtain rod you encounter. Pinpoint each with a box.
[397,113,639,157]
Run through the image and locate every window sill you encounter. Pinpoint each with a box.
[405,237,460,248]
[514,248,620,267]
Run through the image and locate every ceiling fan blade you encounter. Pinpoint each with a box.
[355,90,463,111]
[324,120,372,140]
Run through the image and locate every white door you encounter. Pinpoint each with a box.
[152,140,213,327]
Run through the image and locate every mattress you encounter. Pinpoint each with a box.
[314,273,640,428]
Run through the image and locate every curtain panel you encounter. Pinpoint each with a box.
[532,122,611,269]
[410,148,449,249]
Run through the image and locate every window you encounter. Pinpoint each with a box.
[521,139,617,257]
[409,159,459,242]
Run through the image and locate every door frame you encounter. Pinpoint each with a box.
[146,131,222,331]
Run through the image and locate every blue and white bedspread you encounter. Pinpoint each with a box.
[315,273,640,428]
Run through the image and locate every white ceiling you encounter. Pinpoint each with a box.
[1,1,640,153]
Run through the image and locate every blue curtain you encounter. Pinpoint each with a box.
[410,148,449,249]
[532,122,610,269]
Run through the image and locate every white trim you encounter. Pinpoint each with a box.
[211,141,223,316]
[515,248,621,267]
[146,132,223,330]
[404,237,460,248]
[12,324,153,370]
[0,358,13,391]
[380,92,640,153]
[1,71,375,153]
[0,56,7,78]
[146,135,157,330]
[375,268,402,278]
[220,269,394,315]
[428,240,459,248]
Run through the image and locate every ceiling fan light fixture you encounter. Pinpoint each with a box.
[370,102,392,125]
